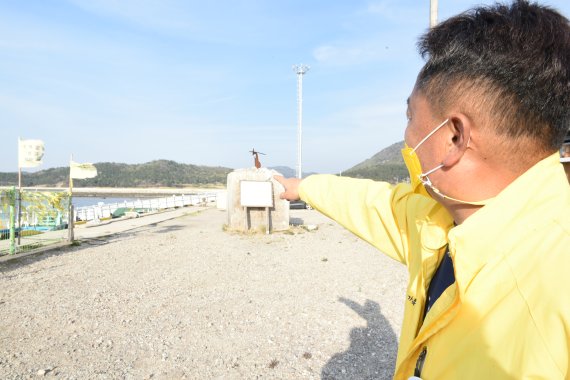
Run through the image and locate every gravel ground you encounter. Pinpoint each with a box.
[0,208,407,379]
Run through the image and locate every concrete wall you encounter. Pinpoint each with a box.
[226,168,289,232]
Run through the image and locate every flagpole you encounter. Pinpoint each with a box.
[68,154,74,242]
[69,154,74,195]
[17,137,21,189]
[17,138,22,245]
[16,137,46,247]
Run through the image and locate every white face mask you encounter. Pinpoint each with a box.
[402,118,494,206]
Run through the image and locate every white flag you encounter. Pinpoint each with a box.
[70,160,98,179]
[18,139,45,168]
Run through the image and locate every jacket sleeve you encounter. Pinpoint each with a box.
[298,174,419,265]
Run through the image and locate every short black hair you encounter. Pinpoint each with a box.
[416,0,570,150]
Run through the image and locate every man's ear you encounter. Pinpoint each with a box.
[441,114,471,167]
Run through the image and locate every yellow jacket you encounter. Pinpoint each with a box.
[299,153,570,379]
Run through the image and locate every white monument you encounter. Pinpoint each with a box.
[226,167,290,233]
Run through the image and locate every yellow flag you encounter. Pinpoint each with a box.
[18,139,45,168]
[70,160,97,179]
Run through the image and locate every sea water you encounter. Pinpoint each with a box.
[72,196,142,208]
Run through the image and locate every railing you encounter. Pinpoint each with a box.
[0,189,71,256]
[1,190,218,257]
[74,193,217,222]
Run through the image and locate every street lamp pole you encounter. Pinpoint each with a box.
[292,64,310,179]
[430,0,438,28]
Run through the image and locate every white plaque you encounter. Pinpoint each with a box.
[240,181,273,207]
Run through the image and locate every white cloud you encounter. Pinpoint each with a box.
[312,1,422,66]
[66,0,193,34]
[366,0,395,17]
[366,1,427,23]
[296,98,407,173]
[63,0,279,46]
[313,39,395,66]
[366,0,406,20]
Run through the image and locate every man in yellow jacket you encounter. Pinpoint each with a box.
[277,1,570,378]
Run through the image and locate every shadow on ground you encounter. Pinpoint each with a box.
[321,297,398,380]
[0,218,195,272]
[148,224,187,234]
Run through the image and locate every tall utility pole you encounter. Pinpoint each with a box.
[292,64,310,179]
[430,0,438,28]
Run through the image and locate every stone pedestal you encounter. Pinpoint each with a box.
[226,168,289,232]
[216,191,228,210]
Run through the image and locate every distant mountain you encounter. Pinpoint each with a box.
[0,149,405,188]
[268,166,317,178]
[342,141,409,183]
[0,161,319,188]
[268,166,296,177]
[0,160,233,188]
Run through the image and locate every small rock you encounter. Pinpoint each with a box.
[304,224,318,231]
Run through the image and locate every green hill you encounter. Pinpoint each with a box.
[0,144,410,187]
[343,141,409,183]
[0,160,233,188]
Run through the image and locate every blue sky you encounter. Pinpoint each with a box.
[2,0,570,174]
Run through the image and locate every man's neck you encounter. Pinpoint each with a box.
[443,152,553,224]
[447,205,484,225]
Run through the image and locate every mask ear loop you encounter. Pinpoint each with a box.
[419,163,444,185]
[411,119,449,154]
[418,121,490,205]
[417,119,468,185]
[431,188,491,206]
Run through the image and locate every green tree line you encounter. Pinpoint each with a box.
[342,164,409,183]
[0,160,233,188]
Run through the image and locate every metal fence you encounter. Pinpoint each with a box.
[1,189,218,257]
[0,188,71,256]
[74,193,216,222]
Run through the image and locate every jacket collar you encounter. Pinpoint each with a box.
[447,152,568,295]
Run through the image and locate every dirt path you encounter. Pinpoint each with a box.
[0,208,407,379]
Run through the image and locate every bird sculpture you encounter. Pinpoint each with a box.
[249,149,266,169]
